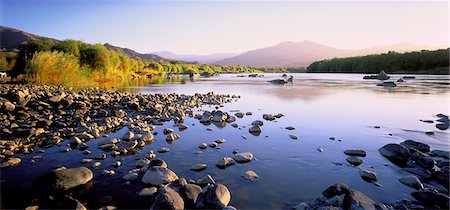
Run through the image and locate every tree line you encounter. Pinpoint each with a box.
[307,49,449,74]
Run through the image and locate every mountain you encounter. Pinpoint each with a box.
[152,51,241,64]
[215,41,444,67]
[0,26,44,52]
[103,43,169,62]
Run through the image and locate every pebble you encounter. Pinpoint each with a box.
[190,164,208,171]
[242,170,259,180]
[285,126,295,130]
[233,152,254,163]
[122,172,139,181]
[158,147,170,153]
[346,156,364,166]
[216,157,236,167]
[199,143,208,149]
[359,169,378,182]
[289,135,298,140]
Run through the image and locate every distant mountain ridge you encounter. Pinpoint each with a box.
[152,51,241,64]
[214,40,445,67]
[103,43,169,62]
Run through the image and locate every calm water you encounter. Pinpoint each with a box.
[1,73,449,209]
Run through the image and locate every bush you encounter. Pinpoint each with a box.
[27,51,93,86]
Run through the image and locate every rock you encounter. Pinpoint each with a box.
[235,112,244,118]
[216,157,235,168]
[0,157,21,168]
[102,170,115,176]
[416,156,435,169]
[378,143,410,166]
[376,71,390,80]
[292,203,309,210]
[289,135,298,140]
[251,120,264,126]
[122,172,139,181]
[138,187,158,196]
[149,159,168,168]
[242,170,258,180]
[196,184,231,209]
[136,159,150,168]
[208,142,218,148]
[286,126,295,130]
[80,159,93,164]
[151,187,184,210]
[343,149,367,157]
[436,123,449,130]
[400,140,431,153]
[90,153,107,160]
[141,166,179,185]
[215,138,226,144]
[212,111,227,122]
[4,101,15,112]
[430,150,450,159]
[179,184,202,208]
[377,82,396,87]
[322,183,350,198]
[411,191,450,209]
[346,156,364,166]
[32,167,93,192]
[92,162,101,168]
[190,164,207,171]
[317,147,324,152]
[405,167,432,179]
[248,125,261,135]
[122,131,134,140]
[197,174,215,186]
[166,134,180,142]
[343,190,377,209]
[359,169,378,182]
[233,152,253,163]
[163,128,174,135]
[399,175,424,190]
[112,161,121,167]
[199,143,207,149]
[158,147,170,153]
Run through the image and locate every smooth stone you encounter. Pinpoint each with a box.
[416,156,435,169]
[242,170,259,180]
[32,167,93,192]
[92,162,101,168]
[248,125,261,135]
[233,152,253,163]
[289,135,298,140]
[122,131,134,140]
[436,123,449,130]
[163,128,174,135]
[285,126,295,130]
[122,172,138,181]
[400,140,431,153]
[405,167,432,179]
[151,187,184,210]
[138,187,158,196]
[166,134,180,142]
[411,191,450,209]
[430,150,450,159]
[190,164,208,171]
[179,184,202,208]
[208,142,218,148]
[141,166,179,185]
[199,143,207,149]
[215,138,226,144]
[101,170,115,176]
[158,147,170,153]
[317,147,324,152]
[343,149,367,157]
[343,190,377,209]
[216,157,236,168]
[378,143,410,166]
[136,159,151,168]
[149,159,168,168]
[346,156,364,166]
[0,157,21,168]
[251,120,264,126]
[359,169,378,182]
[197,174,216,186]
[399,175,424,190]
[322,183,350,198]
[195,184,231,209]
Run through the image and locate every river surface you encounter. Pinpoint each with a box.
[1,73,449,209]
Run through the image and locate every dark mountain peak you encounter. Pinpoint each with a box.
[1,25,42,51]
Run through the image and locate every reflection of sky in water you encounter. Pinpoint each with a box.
[1,73,449,209]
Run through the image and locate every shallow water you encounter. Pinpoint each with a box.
[1,73,449,209]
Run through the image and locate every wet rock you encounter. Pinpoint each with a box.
[289,135,298,140]
[430,150,450,159]
[136,159,150,168]
[4,101,15,112]
[286,126,295,130]
[151,187,184,210]
[378,143,410,166]
[138,187,158,196]
[346,156,363,166]
[122,131,134,140]
[233,152,253,163]
[399,175,424,190]
[158,147,170,153]
[215,138,226,144]
[216,157,235,168]
[400,140,431,153]
[92,162,101,168]
[190,164,207,171]
[122,172,139,181]
[359,169,378,182]
[406,167,432,179]
[166,134,180,142]
[343,149,367,157]
[343,190,377,209]
[436,123,449,130]
[251,120,264,126]
[235,112,244,118]
[163,128,174,135]
[322,183,350,198]
[212,111,227,122]
[411,191,450,209]
[141,166,179,185]
[197,174,215,186]
[196,184,231,209]
[179,184,202,208]
[248,125,261,135]
[102,170,115,176]
[317,147,324,152]
[416,156,435,169]
[199,143,207,149]
[0,157,21,168]
[149,159,168,168]
[208,142,218,148]
[32,167,93,192]
[242,170,259,180]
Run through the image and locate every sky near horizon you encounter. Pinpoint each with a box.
[1,1,448,55]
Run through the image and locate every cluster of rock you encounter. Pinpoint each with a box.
[0,85,238,167]
[378,139,449,209]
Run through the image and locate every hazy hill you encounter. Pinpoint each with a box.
[215,40,444,67]
[0,26,44,52]
[153,51,241,64]
[103,43,169,62]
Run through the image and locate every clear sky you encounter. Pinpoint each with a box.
[1,1,448,54]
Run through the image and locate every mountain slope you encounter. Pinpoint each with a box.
[104,43,169,62]
[0,26,43,52]
[152,51,241,64]
[215,41,443,67]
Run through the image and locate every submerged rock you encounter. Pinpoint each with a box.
[346,156,363,166]
[378,143,410,166]
[141,166,178,185]
[233,152,253,163]
[343,149,366,157]
[399,175,424,190]
[242,170,259,180]
[343,190,377,209]
[359,169,378,182]
[190,164,207,171]
[33,167,93,192]
[322,183,350,198]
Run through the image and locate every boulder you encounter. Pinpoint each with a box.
[33,167,93,192]
[344,149,366,157]
[343,190,377,210]
[359,170,378,182]
[141,166,179,185]
[179,184,202,208]
[411,191,450,209]
[400,140,431,153]
[0,157,21,168]
[233,152,253,163]
[346,156,363,166]
[216,157,235,168]
[378,143,410,166]
[399,175,424,190]
[196,184,231,209]
[322,183,350,198]
[151,187,184,210]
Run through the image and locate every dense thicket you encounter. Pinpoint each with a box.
[307,49,449,74]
